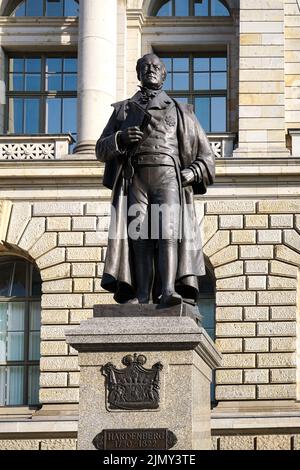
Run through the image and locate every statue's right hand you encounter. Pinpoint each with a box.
[118,127,144,150]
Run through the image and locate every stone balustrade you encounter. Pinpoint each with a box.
[0,135,73,160]
[208,133,236,158]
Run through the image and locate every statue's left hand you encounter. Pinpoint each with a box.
[181,168,195,187]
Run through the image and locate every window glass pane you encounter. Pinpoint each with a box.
[0,264,13,296]
[46,98,62,133]
[14,2,26,16]
[211,72,227,90]
[161,58,172,73]
[0,333,6,361]
[7,366,24,405]
[30,302,41,331]
[7,332,24,360]
[46,0,63,16]
[29,332,40,360]
[46,58,62,73]
[26,0,44,16]
[25,58,41,73]
[64,0,79,16]
[9,98,24,134]
[195,97,210,132]
[28,365,40,404]
[173,73,189,90]
[173,58,189,72]
[32,269,42,297]
[211,96,226,131]
[164,74,172,90]
[175,0,189,16]
[157,1,172,16]
[194,73,210,90]
[211,57,227,71]
[0,367,5,405]
[25,74,41,92]
[10,58,24,73]
[194,0,209,16]
[63,58,77,73]
[24,99,40,134]
[11,262,27,297]
[63,74,77,91]
[194,58,210,72]
[10,74,24,92]
[173,96,189,104]
[0,304,8,333]
[8,302,25,331]
[199,298,215,333]
[211,0,230,16]
[62,98,77,135]
[47,74,62,91]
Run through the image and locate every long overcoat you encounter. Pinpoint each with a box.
[96,93,215,303]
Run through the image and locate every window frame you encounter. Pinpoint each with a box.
[0,259,41,407]
[5,52,77,141]
[152,0,231,17]
[11,0,79,17]
[160,52,228,133]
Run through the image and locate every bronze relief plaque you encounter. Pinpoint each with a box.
[93,428,177,450]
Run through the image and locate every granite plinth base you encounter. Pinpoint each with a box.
[65,304,222,450]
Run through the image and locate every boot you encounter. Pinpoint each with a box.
[132,239,154,303]
[158,239,182,306]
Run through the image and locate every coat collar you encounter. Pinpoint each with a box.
[130,90,173,110]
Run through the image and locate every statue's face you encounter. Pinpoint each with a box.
[139,55,165,90]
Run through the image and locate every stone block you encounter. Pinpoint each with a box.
[97,263,105,277]
[40,356,79,371]
[36,248,66,270]
[216,307,243,322]
[69,309,93,324]
[244,307,269,321]
[270,215,293,228]
[219,436,255,451]
[42,294,82,309]
[0,440,40,450]
[245,215,268,228]
[18,218,46,251]
[244,261,268,274]
[204,231,230,257]
[200,216,218,245]
[244,338,269,352]
[267,276,297,290]
[221,354,255,368]
[270,261,298,278]
[217,276,246,291]
[83,293,116,307]
[42,279,72,293]
[216,385,256,400]
[257,230,282,244]
[270,368,296,383]
[232,230,256,244]
[85,202,110,216]
[258,321,297,338]
[219,215,243,229]
[283,230,300,253]
[40,439,77,450]
[257,384,296,400]
[257,353,296,368]
[247,276,267,290]
[97,217,110,232]
[33,202,83,216]
[84,232,108,246]
[244,369,269,384]
[258,200,300,214]
[41,263,71,281]
[58,232,84,246]
[215,261,244,279]
[210,246,238,267]
[270,306,297,321]
[40,372,68,387]
[72,217,97,231]
[257,291,297,305]
[270,337,296,352]
[6,203,31,245]
[41,309,69,325]
[41,326,74,341]
[275,245,300,266]
[216,322,255,337]
[66,247,102,262]
[93,279,107,292]
[47,217,71,231]
[41,340,68,357]
[29,233,58,259]
[216,291,256,306]
[68,372,80,387]
[206,201,256,214]
[73,278,93,293]
[40,388,79,403]
[211,437,219,451]
[240,245,274,259]
[257,435,292,450]
[215,369,243,384]
[215,338,243,353]
[71,263,96,277]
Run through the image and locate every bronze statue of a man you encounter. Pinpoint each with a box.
[96,54,215,306]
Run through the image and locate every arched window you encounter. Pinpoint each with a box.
[12,0,78,17]
[0,257,41,406]
[153,0,230,17]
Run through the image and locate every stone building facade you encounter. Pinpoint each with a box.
[0,0,300,451]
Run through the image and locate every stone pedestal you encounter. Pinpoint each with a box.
[65,304,222,451]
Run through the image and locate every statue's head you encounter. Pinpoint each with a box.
[136,54,167,90]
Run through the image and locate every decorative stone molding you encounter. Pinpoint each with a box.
[0,200,12,241]
[0,135,73,160]
[288,129,300,157]
[209,134,236,158]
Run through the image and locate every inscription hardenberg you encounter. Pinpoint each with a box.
[93,429,177,450]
